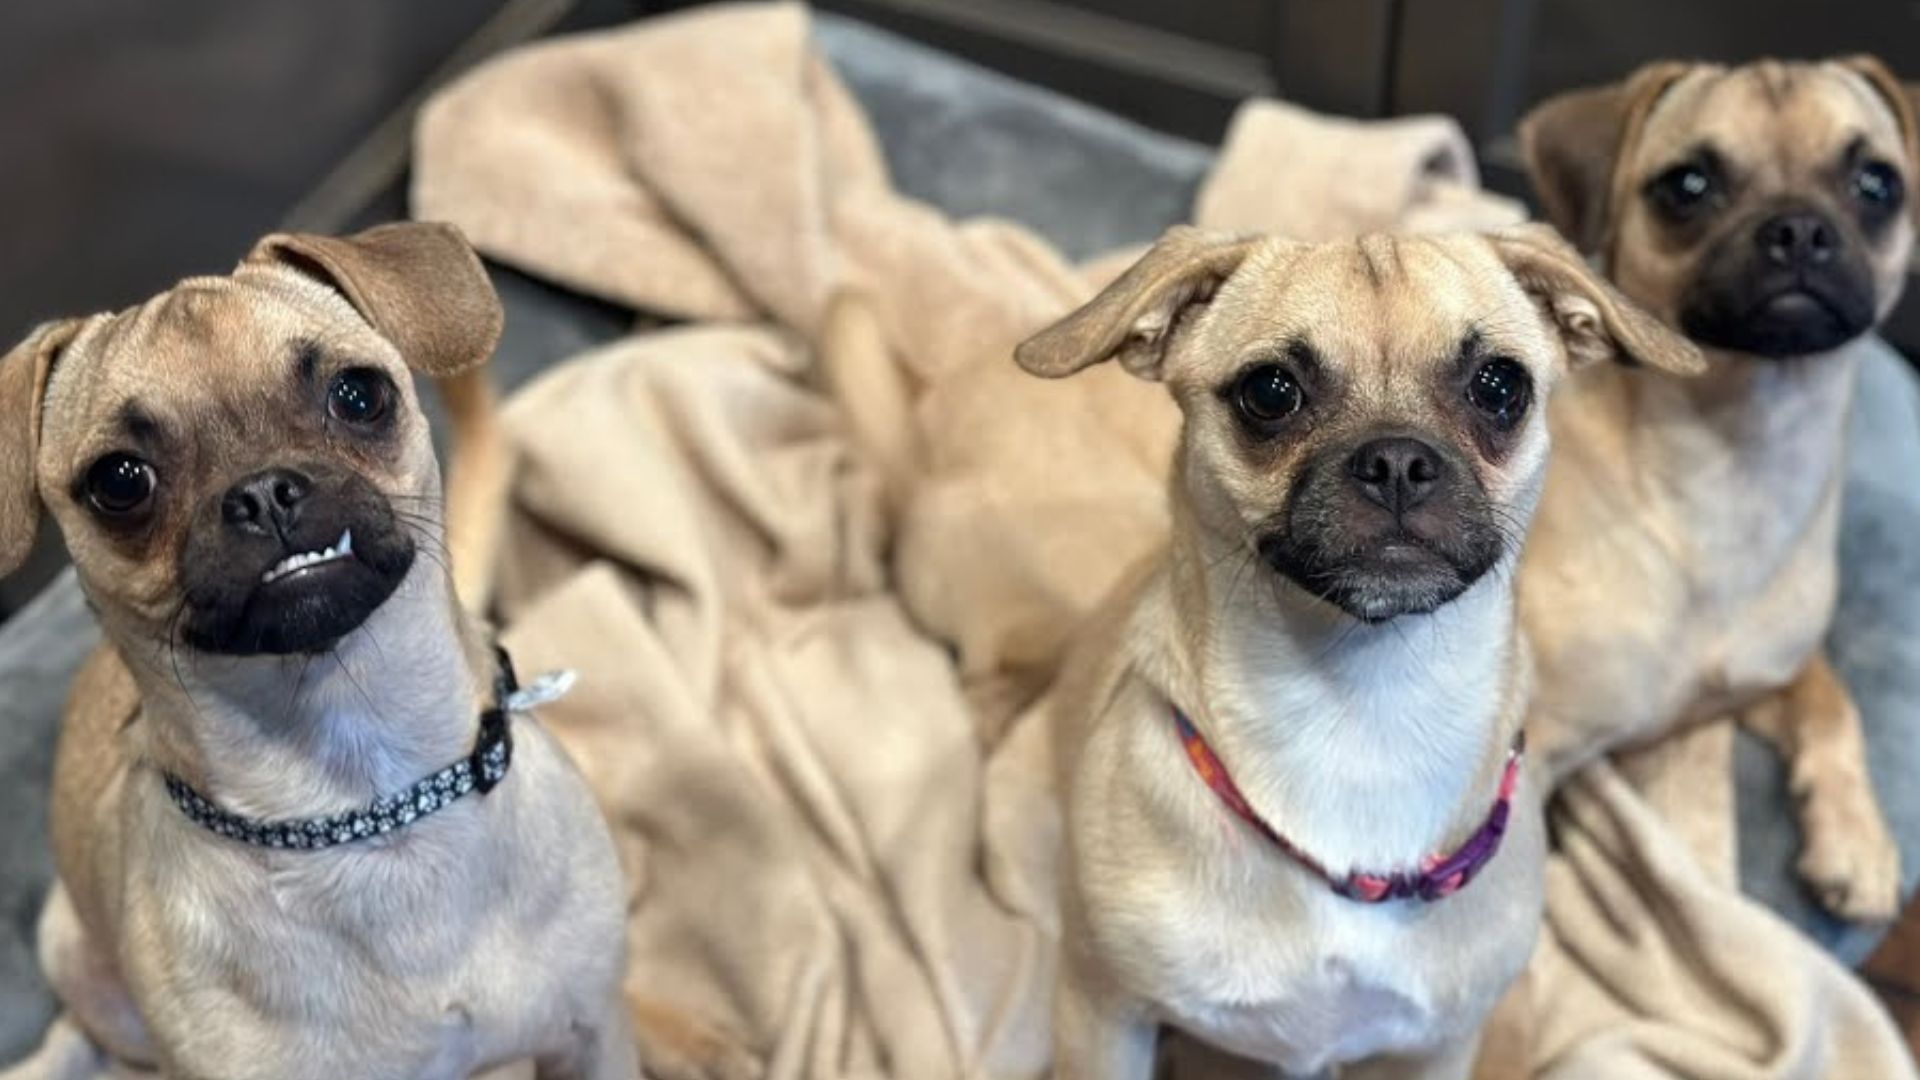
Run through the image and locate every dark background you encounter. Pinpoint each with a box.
[4,0,1920,616]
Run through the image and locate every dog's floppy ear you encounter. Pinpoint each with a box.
[1837,55,1920,223]
[1015,226,1260,380]
[0,319,84,576]
[1519,62,1691,253]
[1489,225,1704,375]
[247,222,503,377]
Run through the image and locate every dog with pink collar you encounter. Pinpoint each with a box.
[1015,225,1702,1080]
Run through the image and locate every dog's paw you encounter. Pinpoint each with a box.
[1797,786,1903,922]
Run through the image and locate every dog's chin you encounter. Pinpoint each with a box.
[1260,534,1493,624]
[182,545,414,657]
[1680,284,1876,358]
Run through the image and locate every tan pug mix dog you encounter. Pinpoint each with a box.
[1518,57,1917,918]
[1020,226,1702,1080]
[0,224,638,1080]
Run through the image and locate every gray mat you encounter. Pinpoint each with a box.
[0,576,94,1054]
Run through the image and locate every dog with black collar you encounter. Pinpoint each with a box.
[0,223,637,1080]
[1016,225,1702,1079]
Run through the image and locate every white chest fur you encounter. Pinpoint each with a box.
[1644,354,1854,710]
[1525,353,1856,758]
[1069,685,1542,1076]
[1062,568,1543,1076]
[125,723,627,1080]
[1190,567,1517,875]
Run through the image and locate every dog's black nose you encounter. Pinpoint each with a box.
[221,469,311,536]
[1348,437,1445,514]
[1755,211,1837,268]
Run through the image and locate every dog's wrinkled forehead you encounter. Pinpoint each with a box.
[1635,62,1909,181]
[40,267,405,458]
[1189,234,1555,389]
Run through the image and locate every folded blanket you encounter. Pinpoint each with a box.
[1536,752,1916,1079]
[7,5,1885,1079]
[492,325,1056,1076]
[1194,98,1524,240]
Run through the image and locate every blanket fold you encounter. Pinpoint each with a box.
[1537,760,1914,1078]
[1194,98,1524,239]
[400,5,1915,1078]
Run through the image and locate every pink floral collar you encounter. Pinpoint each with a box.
[1172,709,1525,903]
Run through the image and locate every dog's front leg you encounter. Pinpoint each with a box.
[1052,963,1156,1080]
[535,996,643,1080]
[1740,651,1902,921]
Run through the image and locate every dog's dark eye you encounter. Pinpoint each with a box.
[1233,365,1304,427]
[1646,163,1717,219]
[327,368,393,426]
[85,453,156,516]
[1466,358,1533,430]
[1853,161,1904,210]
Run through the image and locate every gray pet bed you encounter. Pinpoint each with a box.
[3,16,1918,1062]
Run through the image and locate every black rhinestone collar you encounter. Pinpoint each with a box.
[162,648,520,851]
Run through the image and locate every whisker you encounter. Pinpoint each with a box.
[165,598,206,723]
[1308,608,1367,665]
[331,648,384,721]
[1219,539,1264,615]
[282,654,316,727]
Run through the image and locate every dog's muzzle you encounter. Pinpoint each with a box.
[1679,205,1879,357]
[178,463,416,655]
[1259,435,1506,622]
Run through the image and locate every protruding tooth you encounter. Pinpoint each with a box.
[262,538,359,584]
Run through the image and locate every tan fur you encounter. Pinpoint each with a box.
[247,224,512,612]
[0,224,638,1080]
[1518,63,1692,253]
[624,995,760,1080]
[1741,654,1894,917]
[1030,227,1697,1080]
[1466,973,1534,1080]
[436,367,512,611]
[816,290,922,518]
[0,319,84,571]
[1518,58,1914,921]
[825,293,1186,734]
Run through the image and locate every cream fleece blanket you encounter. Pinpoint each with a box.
[406,5,1913,1078]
